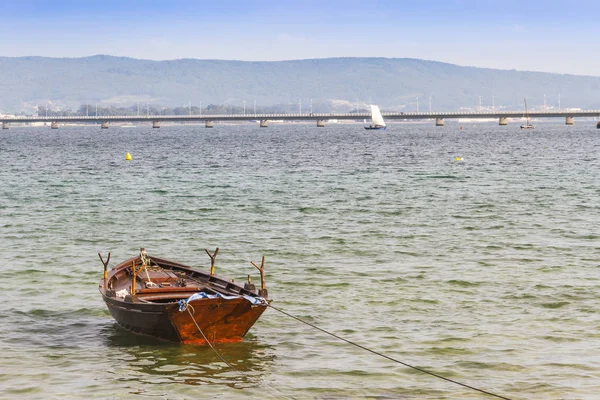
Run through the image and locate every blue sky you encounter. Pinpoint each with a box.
[1,0,599,76]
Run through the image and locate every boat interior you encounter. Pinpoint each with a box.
[106,258,252,304]
[100,248,265,304]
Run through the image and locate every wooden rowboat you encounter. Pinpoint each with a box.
[98,248,269,345]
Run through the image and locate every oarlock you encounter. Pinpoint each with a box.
[251,256,268,298]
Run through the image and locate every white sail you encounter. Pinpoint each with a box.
[370,105,386,127]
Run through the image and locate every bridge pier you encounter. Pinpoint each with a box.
[435,118,444,126]
[260,119,268,128]
[50,121,58,129]
[205,120,214,128]
[565,116,574,125]
[101,121,109,129]
[317,119,325,127]
[499,117,508,125]
[2,122,8,129]
[152,121,160,129]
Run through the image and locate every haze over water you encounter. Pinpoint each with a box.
[1,122,599,399]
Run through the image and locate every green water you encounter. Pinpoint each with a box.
[1,123,599,399]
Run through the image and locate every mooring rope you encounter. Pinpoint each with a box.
[268,304,513,400]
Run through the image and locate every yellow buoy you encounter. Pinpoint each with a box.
[125,152,132,161]
[455,157,463,161]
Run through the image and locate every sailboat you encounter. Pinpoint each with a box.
[364,105,387,130]
[520,98,534,130]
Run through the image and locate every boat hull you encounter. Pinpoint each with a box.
[104,295,180,341]
[99,253,269,345]
[103,294,267,344]
[364,126,386,130]
[170,297,267,344]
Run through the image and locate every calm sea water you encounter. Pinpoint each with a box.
[1,122,599,399]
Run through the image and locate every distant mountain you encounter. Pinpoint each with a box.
[0,55,599,113]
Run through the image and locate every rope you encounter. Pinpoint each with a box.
[268,304,513,400]
[138,251,157,288]
[144,267,157,288]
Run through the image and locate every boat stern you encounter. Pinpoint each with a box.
[169,297,268,345]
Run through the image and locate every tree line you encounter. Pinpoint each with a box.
[35,101,363,117]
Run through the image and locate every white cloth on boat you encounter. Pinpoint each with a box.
[178,291,265,311]
[116,289,129,298]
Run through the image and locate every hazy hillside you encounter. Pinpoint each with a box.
[0,55,598,113]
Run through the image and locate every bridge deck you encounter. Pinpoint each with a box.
[2,111,599,124]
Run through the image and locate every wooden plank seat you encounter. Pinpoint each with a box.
[137,285,203,294]
[138,292,200,302]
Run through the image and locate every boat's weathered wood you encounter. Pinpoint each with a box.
[99,250,268,344]
[205,248,219,276]
[251,256,268,298]
[138,293,201,301]
[136,286,203,294]
[169,297,266,344]
[98,252,111,291]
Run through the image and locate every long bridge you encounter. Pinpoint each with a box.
[2,110,599,129]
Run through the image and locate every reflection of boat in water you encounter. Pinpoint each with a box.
[364,105,386,130]
[520,98,534,130]
[99,248,269,345]
[102,322,275,386]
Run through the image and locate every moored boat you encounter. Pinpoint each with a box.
[520,97,535,130]
[98,248,269,345]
